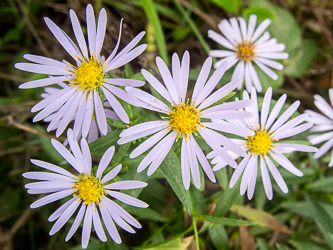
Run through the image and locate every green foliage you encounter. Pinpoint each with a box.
[210,0,241,13]
[160,150,192,214]
[242,6,275,20]
[140,0,169,65]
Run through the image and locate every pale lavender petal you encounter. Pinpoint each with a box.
[80,138,92,176]
[23,54,73,70]
[65,204,86,241]
[118,126,166,145]
[106,191,148,208]
[247,15,257,40]
[95,8,107,56]
[314,94,333,120]
[104,78,145,87]
[254,59,278,80]
[202,110,253,120]
[30,159,77,179]
[33,86,69,111]
[156,56,179,105]
[271,153,303,177]
[104,181,147,190]
[248,62,262,93]
[73,92,87,139]
[255,31,270,45]
[82,91,94,138]
[229,17,242,41]
[180,51,190,103]
[86,4,96,57]
[70,9,88,58]
[92,203,107,242]
[103,84,141,107]
[272,114,309,137]
[247,155,258,200]
[238,17,247,40]
[104,19,124,65]
[265,94,287,131]
[275,122,313,140]
[44,17,80,61]
[88,119,99,143]
[187,137,200,189]
[172,53,181,96]
[229,153,251,188]
[106,44,147,71]
[260,87,272,128]
[128,129,168,158]
[141,69,173,104]
[102,86,129,124]
[15,63,69,75]
[30,189,74,209]
[120,121,168,137]
[23,172,72,182]
[101,164,122,184]
[82,203,93,249]
[270,101,300,132]
[208,30,235,51]
[252,19,271,42]
[314,137,333,159]
[308,132,333,145]
[201,122,254,137]
[191,137,216,182]
[96,146,115,179]
[195,62,228,105]
[51,139,83,173]
[265,156,288,193]
[256,57,283,70]
[181,139,191,190]
[67,129,86,172]
[257,52,289,59]
[191,57,212,105]
[48,197,76,222]
[260,156,273,200]
[94,89,107,135]
[275,143,317,153]
[99,201,121,244]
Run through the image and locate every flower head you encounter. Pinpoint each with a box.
[15,4,146,137]
[118,52,255,190]
[23,129,148,248]
[306,89,333,167]
[208,15,289,92]
[208,87,317,200]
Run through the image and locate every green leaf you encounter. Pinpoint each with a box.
[305,194,333,248]
[308,176,333,192]
[276,243,292,250]
[89,129,121,157]
[200,215,258,226]
[242,6,274,20]
[160,150,193,214]
[130,72,146,82]
[213,181,241,217]
[107,118,128,129]
[140,0,169,65]
[113,143,131,166]
[284,40,317,77]
[190,187,205,215]
[211,0,241,13]
[142,237,193,250]
[209,225,230,250]
[282,201,333,221]
[289,240,327,250]
[125,206,168,222]
[229,205,291,233]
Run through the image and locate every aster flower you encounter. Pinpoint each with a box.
[306,89,333,167]
[41,86,119,143]
[15,4,146,137]
[208,14,289,93]
[118,52,255,190]
[23,129,148,248]
[208,87,317,200]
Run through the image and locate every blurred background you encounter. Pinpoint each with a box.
[1,0,333,249]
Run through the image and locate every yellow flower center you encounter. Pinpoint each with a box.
[168,103,201,138]
[247,130,273,155]
[71,57,105,91]
[74,175,104,204]
[236,42,255,61]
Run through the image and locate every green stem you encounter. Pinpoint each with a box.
[192,216,200,250]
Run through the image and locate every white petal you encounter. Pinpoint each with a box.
[70,10,88,58]
[82,203,93,249]
[247,15,257,41]
[258,52,289,59]
[118,126,166,145]
[31,189,74,209]
[101,164,122,184]
[254,59,278,80]
[314,137,333,159]
[92,203,107,242]
[260,87,272,128]
[99,201,121,244]
[265,94,287,131]
[229,153,251,188]
[248,62,262,93]
[180,51,190,103]
[256,57,283,70]
[181,139,191,190]
[82,91,94,138]
[86,4,96,57]
[95,8,107,56]
[208,30,235,51]
[191,57,212,105]
[104,181,147,190]
[187,137,201,189]
[271,153,303,177]
[103,84,141,107]
[49,197,76,222]
[94,90,107,135]
[252,19,271,42]
[260,156,273,200]
[265,156,288,193]
[103,78,145,87]
[15,63,69,76]
[30,159,77,179]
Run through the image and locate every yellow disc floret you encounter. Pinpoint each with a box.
[168,103,201,138]
[74,175,104,204]
[247,130,273,155]
[236,42,255,62]
[72,57,104,91]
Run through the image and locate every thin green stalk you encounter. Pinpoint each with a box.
[173,0,216,64]
[140,0,169,65]
[192,216,200,250]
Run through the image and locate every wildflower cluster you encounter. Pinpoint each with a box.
[16,3,328,249]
